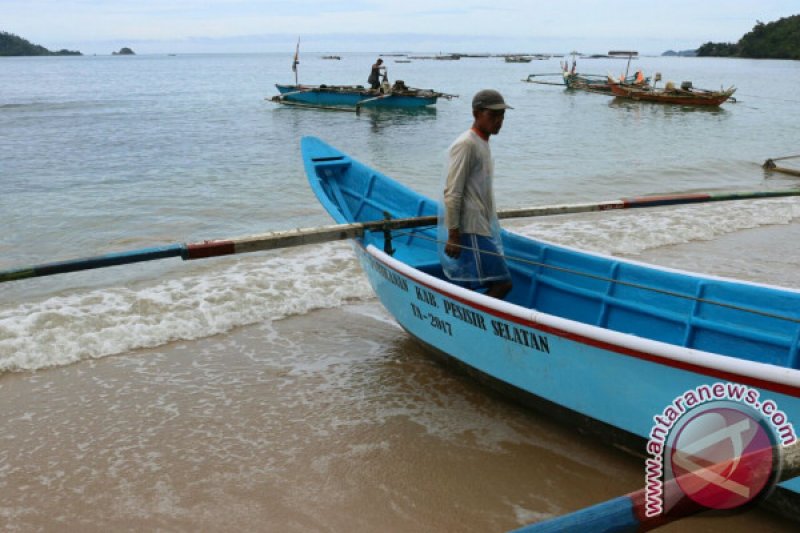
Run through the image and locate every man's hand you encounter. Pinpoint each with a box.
[445,229,461,258]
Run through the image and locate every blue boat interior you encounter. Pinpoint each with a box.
[303,137,800,369]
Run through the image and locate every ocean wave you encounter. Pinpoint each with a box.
[508,197,800,255]
[0,242,372,372]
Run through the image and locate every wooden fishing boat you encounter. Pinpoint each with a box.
[608,78,736,106]
[272,82,452,109]
[564,72,648,94]
[563,72,620,93]
[302,136,800,519]
[523,72,645,92]
[274,40,449,110]
[556,50,646,94]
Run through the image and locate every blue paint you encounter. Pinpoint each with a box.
[509,496,638,533]
[0,244,185,282]
[275,84,438,108]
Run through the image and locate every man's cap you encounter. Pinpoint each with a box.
[472,89,513,110]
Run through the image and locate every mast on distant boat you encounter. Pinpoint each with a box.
[609,50,638,80]
[292,37,300,85]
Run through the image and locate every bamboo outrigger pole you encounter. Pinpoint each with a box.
[763,155,800,177]
[3,189,800,284]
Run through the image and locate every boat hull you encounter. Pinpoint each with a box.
[609,83,735,106]
[275,84,437,108]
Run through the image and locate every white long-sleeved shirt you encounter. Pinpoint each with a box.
[443,129,495,237]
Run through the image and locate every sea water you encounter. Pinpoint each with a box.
[1,52,799,531]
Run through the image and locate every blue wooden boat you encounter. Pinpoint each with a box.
[272,83,449,109]
[302,136,800,519]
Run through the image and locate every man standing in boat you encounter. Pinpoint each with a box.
[368,58,385,90]
[440,89,513,300]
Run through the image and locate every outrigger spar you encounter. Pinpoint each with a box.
[5,189,800,284]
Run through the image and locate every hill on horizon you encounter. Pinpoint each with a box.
[697,14,800,59]
[0,31,81,56]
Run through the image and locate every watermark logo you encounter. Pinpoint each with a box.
[667,403,776,510]
[644,382,796,517]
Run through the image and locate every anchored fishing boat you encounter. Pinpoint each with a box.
[302,136,800,519]
[272,82,452,110]
[608,77,736,106]
[524,51,646,93]
[270,39,454,111]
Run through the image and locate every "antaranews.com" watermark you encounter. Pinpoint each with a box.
[644,382,796,517]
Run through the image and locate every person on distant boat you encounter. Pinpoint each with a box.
[439,89,513,300]
[368,58,385,90]
[635,70,645,85]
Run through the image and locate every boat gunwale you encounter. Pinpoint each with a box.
[275,83,444,100]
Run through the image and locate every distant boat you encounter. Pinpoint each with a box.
[558,51,646,94]
[504,56,532,63]
[608,78,736,106]
[395,59,412,63]
[272,81,454,110]
[321,55,341,60]
[406,54,461,60]
[276,41,453,110]
[564,72,645,93]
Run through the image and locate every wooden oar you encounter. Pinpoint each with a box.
[3,189,800,284]
[509,440,800,532]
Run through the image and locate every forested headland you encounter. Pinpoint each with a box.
[697,15,800,59]
[0,31,81,56]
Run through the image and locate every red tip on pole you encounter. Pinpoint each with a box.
[184,240,236,260]
[623,193,712,208]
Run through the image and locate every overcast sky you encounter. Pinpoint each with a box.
[4,1,798,55]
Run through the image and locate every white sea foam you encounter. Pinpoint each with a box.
[0,242,372,372]
[507,197,800,255]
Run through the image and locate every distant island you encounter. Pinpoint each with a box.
[112,47,135,55]
[0,31,81,56]
[662,49,698,57]
[697,14,800,59]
